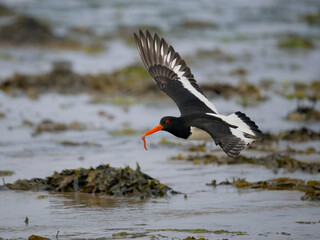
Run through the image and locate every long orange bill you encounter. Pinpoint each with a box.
[141,124,163,150]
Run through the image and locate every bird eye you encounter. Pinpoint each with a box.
[165,120,170,124]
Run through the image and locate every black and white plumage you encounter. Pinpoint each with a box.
[135,30,263,157]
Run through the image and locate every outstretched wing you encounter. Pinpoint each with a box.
[134,30,218,116]
[185,113,255,158]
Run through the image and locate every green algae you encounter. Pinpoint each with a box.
[5,164,175,198]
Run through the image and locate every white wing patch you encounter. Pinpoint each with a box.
[178,75,218,113]
[168,61,218,113]
[207,113,255,136]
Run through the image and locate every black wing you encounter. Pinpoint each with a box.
[185,114,250,158]
[134,30,217,116]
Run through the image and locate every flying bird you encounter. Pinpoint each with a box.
[134,30,263,157]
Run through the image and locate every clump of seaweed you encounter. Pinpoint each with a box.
[0,15,104,53]
[281,81,320,121]
[6,164,175,198]
[302,12,320,25]
[0,170,14,177]
[180,20,218,29]
[275,127,320,142]
[253,127,320,145]
[32,120,86,136]
[278,34,314,50]
[150,228,247,236]
[214,178,320,201]
[1,63,156,97]
[196,48,235,62]
[172,152,320,174]
[0,3,14,16]
[0,16,54,45]
[201,78,266,107]
[55,141,101,147]
[109,127,141,136]
[28,235,51,240]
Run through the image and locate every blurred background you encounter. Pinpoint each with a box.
[0,0,319,239]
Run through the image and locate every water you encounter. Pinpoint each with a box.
[0,93,319,239]
[0,0,320,239]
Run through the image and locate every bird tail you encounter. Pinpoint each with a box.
[217,111,263,157]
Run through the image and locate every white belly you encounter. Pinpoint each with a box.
[187,127,212,141]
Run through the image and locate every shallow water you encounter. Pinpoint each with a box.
[0,93,320,239]
[0,0,320,239]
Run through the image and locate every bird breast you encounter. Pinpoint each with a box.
[187,127,212,141]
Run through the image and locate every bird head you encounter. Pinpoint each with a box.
[141,116,188,150]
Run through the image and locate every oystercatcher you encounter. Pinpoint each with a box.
[134,30,263,157]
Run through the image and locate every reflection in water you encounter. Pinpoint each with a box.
[50,192,147,209]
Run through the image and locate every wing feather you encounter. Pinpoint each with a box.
[134,30,218,115]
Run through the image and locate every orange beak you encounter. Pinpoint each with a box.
[141,124,163,150]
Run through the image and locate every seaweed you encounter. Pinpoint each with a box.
[0,63,156,97]
[0,170,14,176]
[28,235,50,240]
[0,16,54,45]
[278,34,314,50]
[213,178,320,201]
[5,164,176,198]
[180,20,218,29]
[109,127,141,136]
[32,120,86,136]
[196,48,235,62]
[172,152,320,174]
[0,3,14,16]
[150,228,247,236]
[281,81,320,121]
[302,12,320,25]
[55,141,101,147]
[0,15,105,53]
[201,79,266,106]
